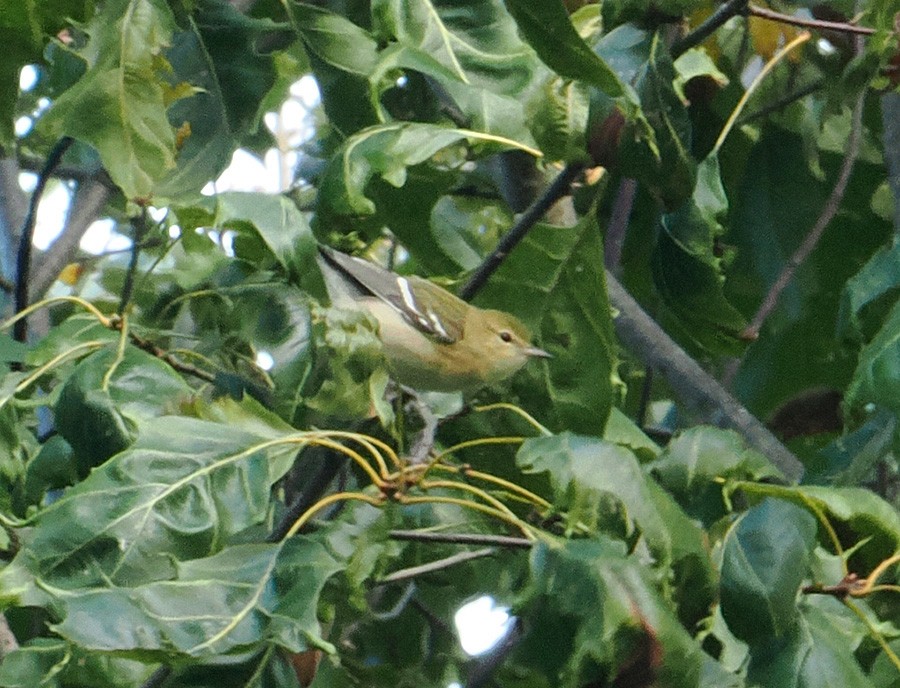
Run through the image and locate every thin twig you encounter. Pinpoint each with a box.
[744,68,865,338]
[14,136,74,342]
[388,530,533,549]
[119,206,149,314]
[458,163,584,301]
[379,548,495,584]
[125,329,216,383]
[747,3,875,36]
[738,79,825,124]
[672,0,750,58]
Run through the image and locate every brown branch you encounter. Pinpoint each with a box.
[124,328,217,384]
[458,163,584,301]
[388,530,533,549]
[607,274,805,480]
[747,3,875,36]
[31,179,113,301]
[744,71,866,339]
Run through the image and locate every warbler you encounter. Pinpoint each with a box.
[317,247,551,392]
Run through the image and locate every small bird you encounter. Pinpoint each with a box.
[317,247,551,392]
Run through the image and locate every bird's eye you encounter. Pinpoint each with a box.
[499,330,513,343]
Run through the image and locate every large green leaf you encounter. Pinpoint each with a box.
[735,483,900,573]
[54,346,192,474]
[515,539,701,687]
[517,433,673,561]
[720,498,817,643]
[373,0,540,95]
[51,540,339,658]
[502,0,624,98]
[650,427,783,525]
[0,638,151,688]
[0,417,297,600]
[37,0,181,201]
[476,215,618,435]
[317,122,539,216]
[292,2,379,135]
[215,191,318,284]
[845,298,900,418]
[154,0,285,200]
[746,604,872,687]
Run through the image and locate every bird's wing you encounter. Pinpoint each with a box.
[318,247,466,344]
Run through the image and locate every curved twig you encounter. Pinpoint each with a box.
[14,137,74,342]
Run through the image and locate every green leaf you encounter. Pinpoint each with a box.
[0,417,296,599]
[502,0,625,98]
[845,297,900,418]
[673,47,729,103]
[650,427,782,525]
[655,155,748,354]
[374,0,541,95]
[527,78,590,163]
[747,604,872,687]
[837,239,900,339]
[477,216,618,434]
[52,540,338,658]
[516,539,701,687]
[154,1,284,200]
[54,346,192,474]
[37,0,180,201]
[621,32,696,209]
[293,3,380,134]
[318,122,539,216]
[215,191,318,284]
[517,433,673,562]
[720,498,817,643]
[736,483,900,574]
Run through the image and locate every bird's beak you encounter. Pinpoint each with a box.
[524,346,552,359]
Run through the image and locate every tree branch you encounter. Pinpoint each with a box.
[606,274,804,480]
[604,177,637,273]
[747,3,875,36]
[388,530,533,549]
[744,65,865,338]
[119,206,149,314]
[458,163,584,301]
[0,158,28,280]
[672,0,749,58]
[14,137,73,342]
[31,179,112,301]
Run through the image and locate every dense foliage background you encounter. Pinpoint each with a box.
[0,0,898,686]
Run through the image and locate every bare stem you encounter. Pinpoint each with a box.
[747,3,875,36]
[744,82,865,338]
[388,529,533,549]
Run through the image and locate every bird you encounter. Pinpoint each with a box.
[316,246,551,392]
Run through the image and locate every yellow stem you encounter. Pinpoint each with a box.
[0,295,112,331]
[397,495,535,540]
[419,479,519,521]
[474,403,551,435]
[283,491,384,539]
[857,552,900,595]
[102,315,130,391]
[712,31,811,156]
[845,599,900,673]
[433,436,526,462]
[296,436,385,488]
[312,430,401,474]
[463,468,552,510]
